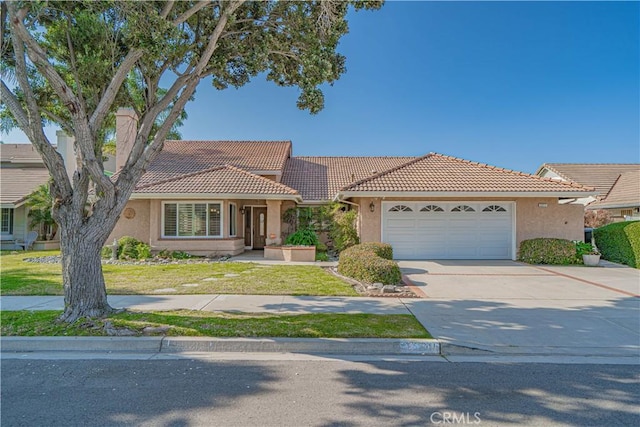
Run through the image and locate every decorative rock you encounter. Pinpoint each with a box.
[181,283,200,287]
[224,273,240,277]
[372,282,384,290]
[382,285,397,293]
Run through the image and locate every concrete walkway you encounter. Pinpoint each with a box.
[0,294,410,315]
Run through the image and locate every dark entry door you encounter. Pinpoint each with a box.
[252,207,267,249]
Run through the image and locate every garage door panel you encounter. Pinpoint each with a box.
[383,201,513,260]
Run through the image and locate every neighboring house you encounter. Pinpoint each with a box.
[587,171,640,220]
[536,163,640,220]
[108,109,594,260]
[0,144,51,249]
[0,131,114,250]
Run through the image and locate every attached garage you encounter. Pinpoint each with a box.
[382,201,514,260]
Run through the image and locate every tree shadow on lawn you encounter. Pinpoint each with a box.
[0,266,63,295]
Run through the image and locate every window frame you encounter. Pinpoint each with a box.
[161,201,223,239]
[1,208,14,235]
[229,203,237,237]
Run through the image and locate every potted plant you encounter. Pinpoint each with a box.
[576,242,601,267]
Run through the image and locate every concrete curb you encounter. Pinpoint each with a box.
[1,337,440,355]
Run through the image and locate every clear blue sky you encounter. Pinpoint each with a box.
[3,1,639,174]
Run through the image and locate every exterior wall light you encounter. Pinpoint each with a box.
[369,201,376,212]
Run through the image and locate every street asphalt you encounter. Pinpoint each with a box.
[1,259,639,360]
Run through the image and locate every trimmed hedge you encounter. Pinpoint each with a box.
[338,243,401,285]
[594,221,640,268]
[518,238,578,265]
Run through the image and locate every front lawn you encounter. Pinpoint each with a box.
[1,310,431,338]
[0,251,357,296]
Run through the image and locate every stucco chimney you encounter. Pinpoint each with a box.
[115,108,139,171]
[56,130,76,179]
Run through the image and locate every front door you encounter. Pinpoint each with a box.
[252,207,267,249]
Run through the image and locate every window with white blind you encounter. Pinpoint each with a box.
[163,202,222,237]
[1,208,13,235]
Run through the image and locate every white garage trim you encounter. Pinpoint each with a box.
[381,201,516,260]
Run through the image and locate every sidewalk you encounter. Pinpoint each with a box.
[0,294,410,314]
[0,294,440,356]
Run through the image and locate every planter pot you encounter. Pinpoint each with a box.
[32,240,60,250]
[583,254,601,267]
[264,246,316,262]
[264,246,285,261]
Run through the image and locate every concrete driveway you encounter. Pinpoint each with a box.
[398,260,640,358]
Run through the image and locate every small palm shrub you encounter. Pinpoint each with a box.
[284,228,319,246]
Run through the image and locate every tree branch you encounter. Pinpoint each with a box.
[172,0,211,25]
[89,49,144,133]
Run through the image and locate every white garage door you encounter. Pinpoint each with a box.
[382,202,514,260]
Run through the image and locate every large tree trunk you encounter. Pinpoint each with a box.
[58,223,113,323]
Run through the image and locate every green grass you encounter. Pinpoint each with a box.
[0,310,431,338]
[0,251,357,296]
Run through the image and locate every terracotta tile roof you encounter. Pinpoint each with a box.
[0,167,51,205]
[0,144,45,164]
[341,153,595,194]
[137,140,291,188]
[537,163,640,196]
[281,157,415,201]
[589,170,640,209]
[135,165,300,198]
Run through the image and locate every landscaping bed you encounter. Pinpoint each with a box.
[1,310,431,339]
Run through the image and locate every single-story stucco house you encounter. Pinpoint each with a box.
[106,109,595,260]
[536,163,640,221]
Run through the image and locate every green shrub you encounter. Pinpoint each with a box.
[330,207,359,252]
[338,243,401,284]
[518,238,578,265]
[116,236,151,260]
[285,228,319,246]
[101,246,113,259]
[170,250,193,260]
[594,221,640,268]
[315,251,329,262]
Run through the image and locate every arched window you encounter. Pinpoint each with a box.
[388,205,413,212]
[451,205,475,212]
[482,205,507,212]
[420,205,444,212]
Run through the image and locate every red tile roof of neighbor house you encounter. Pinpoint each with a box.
[135,165,300,198]
[137,140,292,188]
[281,156,415,201]
[0,167,51,205]
[537,163,640,196]
[341,153,595,194]
[589,170,640,209]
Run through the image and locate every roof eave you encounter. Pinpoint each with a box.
[131,192,302,202]
[587,201,640,210]
[337,190,598,199]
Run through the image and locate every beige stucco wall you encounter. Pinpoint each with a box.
[108,200,151,244]
[353,196,584,252]
[515,198,584,244]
